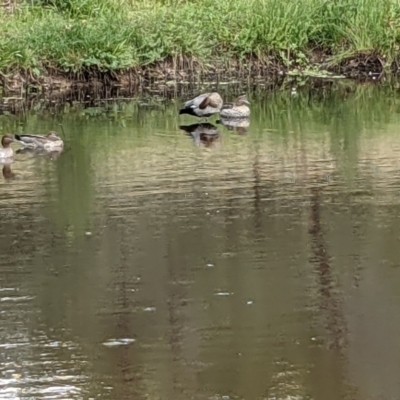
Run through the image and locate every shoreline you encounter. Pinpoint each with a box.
[0,54,390,96]
[0,70,388,116]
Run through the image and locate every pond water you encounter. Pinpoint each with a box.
[1,79,400,400]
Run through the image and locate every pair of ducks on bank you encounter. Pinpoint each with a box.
[0,132,64,160]
[179,93,250,119]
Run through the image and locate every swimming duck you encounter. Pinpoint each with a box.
[217,117,250,135]
[0,135,16,160]
[16,146,63,160]
[179,92,223,119]
[14,131,64,151]
[220,95,250,118]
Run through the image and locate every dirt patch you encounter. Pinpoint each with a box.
[335,53,392,78]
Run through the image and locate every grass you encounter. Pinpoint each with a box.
[1,0,400,78]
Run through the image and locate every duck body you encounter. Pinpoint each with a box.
[179,92,223,119]
[15,131,64,151]
[220,95,250,118]
[217,117,250,135]
[0,135,16,161]
[16,147,63,160]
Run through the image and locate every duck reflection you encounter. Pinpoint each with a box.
[179,123,222,149]
[216,117,250,135]
[2,163,15,181]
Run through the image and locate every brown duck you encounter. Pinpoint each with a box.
[217,117,250,135]
[220,95,250,118]
[0,135,16,160]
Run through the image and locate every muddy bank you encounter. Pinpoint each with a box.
[0,54,391,98]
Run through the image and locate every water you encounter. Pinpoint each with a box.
[1,80,400,400]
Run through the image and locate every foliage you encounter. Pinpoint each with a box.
[1,0,400,75]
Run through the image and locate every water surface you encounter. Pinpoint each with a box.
[1,80,400,400]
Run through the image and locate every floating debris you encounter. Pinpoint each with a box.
[0,296,35,302]
[102,338,136,347]
[288,68,346,79]
[246,300,254,305]
[143,307,156,312]
[215,292,233,296]
[0,343,30,349]
[207,263,214,268]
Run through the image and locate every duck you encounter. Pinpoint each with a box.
[217,117,250,135]
[14,131,64,151]
[16,146,63,160]
[220,95,250,118]
[179,92,223,120]
[0,135,16,160]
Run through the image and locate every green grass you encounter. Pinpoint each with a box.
[1,0,400,77]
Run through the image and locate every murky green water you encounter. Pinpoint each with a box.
[1,80,400,400]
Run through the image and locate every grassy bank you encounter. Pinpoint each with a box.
[1,0,400,88]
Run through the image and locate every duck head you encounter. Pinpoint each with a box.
[236,95,250,107]
[46,131,61,141]
[1,134,16,148]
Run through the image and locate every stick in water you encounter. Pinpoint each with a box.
[58,124,66,140]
